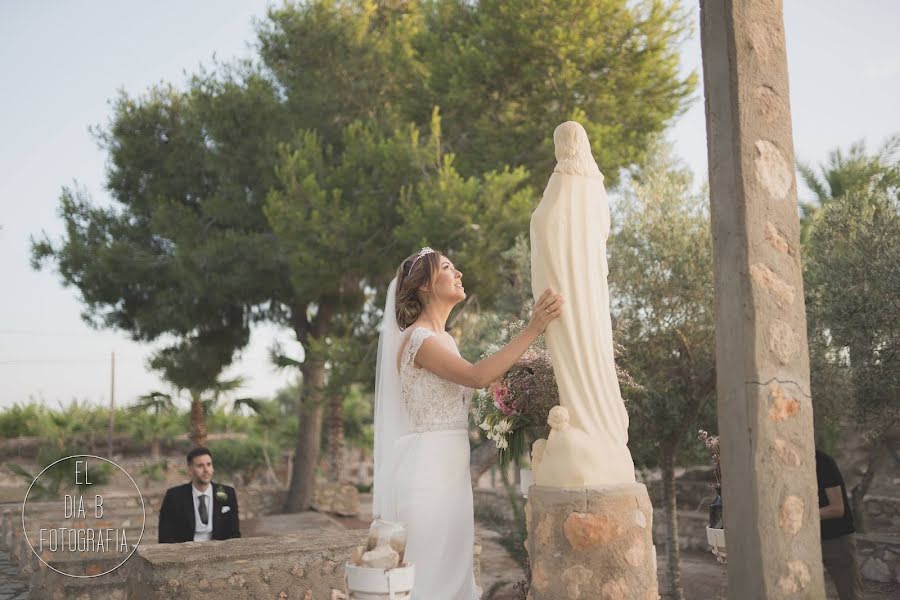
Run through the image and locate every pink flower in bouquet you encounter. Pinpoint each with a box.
[490,382,516,416]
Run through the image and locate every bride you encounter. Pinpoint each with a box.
[373,246,563,599]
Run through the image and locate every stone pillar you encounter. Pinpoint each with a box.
[524,484,657,600]
[699,1,826,597]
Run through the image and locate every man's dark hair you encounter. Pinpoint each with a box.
[186,446,212,466]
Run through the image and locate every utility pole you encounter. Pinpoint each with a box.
[108,351,115,458]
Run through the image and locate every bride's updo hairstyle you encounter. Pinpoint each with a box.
[395,249,442,330]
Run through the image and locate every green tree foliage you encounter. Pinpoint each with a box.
[806,189,899,438]
[207,437,277,486]
[9,454,112,501]
[609,141,716,600]
[256,0,429,142]
[800,136,899,530]
[420,0,696,186]
[804,188,900,529]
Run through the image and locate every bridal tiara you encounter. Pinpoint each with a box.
[409,246,435,269]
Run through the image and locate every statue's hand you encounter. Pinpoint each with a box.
[527,288,564,335]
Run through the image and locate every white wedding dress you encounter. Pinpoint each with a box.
[387,326,481,600]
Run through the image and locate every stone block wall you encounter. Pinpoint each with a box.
[863,495,900,534]
[857,534,900,583]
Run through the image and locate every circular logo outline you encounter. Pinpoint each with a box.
[21,454,146,578]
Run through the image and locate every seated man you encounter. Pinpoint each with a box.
[158,446,241,543]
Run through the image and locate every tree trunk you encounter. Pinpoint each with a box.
[261,432,283,486]
[189,392,207,447]
[661,449,685,600]
[470,440,499,487]
[284,361,326,512]
[850,441,882,533]
[327,394,345,482]
[151,437,161,462]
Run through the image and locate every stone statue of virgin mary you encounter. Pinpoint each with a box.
[530,121,636,487]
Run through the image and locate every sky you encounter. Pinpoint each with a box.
[1,1,898,411]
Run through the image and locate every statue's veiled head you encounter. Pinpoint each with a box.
[552,121,602,178]
[553,121,593,162]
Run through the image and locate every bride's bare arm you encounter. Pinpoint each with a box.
[414,289,563,389]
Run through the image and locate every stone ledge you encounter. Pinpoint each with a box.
[123,529,364,599]
[29,557,128,600]
[28,570,127,600]
[50,576,127,600]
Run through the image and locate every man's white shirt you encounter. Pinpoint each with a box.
[192,484,213,542]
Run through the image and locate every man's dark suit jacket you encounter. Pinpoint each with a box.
[157,482,241,543]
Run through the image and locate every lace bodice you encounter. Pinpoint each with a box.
[399,327,473,433]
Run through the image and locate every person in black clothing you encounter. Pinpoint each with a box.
[816,449,862,600]
[158,447,241,543]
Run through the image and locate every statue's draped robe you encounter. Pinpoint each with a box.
[530,167,635,485]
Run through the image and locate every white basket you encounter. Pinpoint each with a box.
[345,563,415,600]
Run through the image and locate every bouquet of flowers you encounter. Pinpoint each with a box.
[472,315,643,468]
[473,347,559,468]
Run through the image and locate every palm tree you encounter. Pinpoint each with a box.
[129,391,177,460]
[149,331,247,447]
[797,134,899,242]
[189,376,245,446]
[232,397,285,486]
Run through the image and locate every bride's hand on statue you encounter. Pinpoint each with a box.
[527,289,564,335]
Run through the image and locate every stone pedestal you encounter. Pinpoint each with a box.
[525,484,658,600]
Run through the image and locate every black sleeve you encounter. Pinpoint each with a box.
[817,454,843,489]
[230,486,241,539]
[157,489,176,544]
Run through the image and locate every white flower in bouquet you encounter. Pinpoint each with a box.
[496,437,509,450]
[479,418,491,432]
[495,418,512,434]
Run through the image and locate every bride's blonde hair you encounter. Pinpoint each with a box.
[395,249,442,330]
